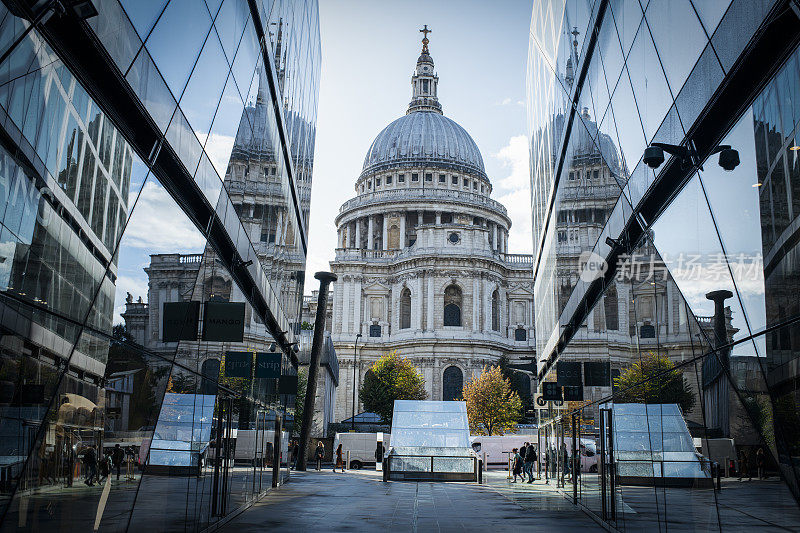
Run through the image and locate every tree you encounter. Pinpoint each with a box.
[292,368,308,435]
[463,365,523,436]
[359,351,427,425]
[614,353,696,413]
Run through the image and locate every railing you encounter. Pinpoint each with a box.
[500,253,534,265]
[179,254,203,264]
[384,454,482,483]
[334,248,534,266]
[338,188,508,217]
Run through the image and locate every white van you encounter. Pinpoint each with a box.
[579,438,598,472]
[333,432,391,469]
[469,434,538,468]
[234,429,288,465]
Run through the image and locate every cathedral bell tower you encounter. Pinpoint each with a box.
[407,25,442,114]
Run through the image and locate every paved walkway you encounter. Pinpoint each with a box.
[220,469,604,532]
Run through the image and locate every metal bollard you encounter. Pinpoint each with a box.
[346,450,350,470]
[483,452,487,472]
[716,462,722,491]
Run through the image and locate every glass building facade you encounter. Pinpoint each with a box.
[0,0,319,530]
[528,0,800,529]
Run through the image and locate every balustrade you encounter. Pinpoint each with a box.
[338,187,508,217]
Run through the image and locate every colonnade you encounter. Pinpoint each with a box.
[337,209,509,252]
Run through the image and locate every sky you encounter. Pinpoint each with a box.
[305,0,535,281]
[111,0,535,323]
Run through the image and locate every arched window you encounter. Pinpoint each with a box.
[400,288,411,329]
[442,366,463,401]
[604,285,619,330]
[443,284,462,326]
[491,290,500,331]
[200,358,220,395]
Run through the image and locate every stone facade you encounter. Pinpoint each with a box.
[329,37,536,423]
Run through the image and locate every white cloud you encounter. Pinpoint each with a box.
[493,135,533,254]
[493,97,526,107]
[196,131,236,178]
[124,181,207,251]
[113,274,149,324]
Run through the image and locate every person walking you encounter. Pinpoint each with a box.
[315,441,325,471]
[561,443,571,482]
[756,447,766,479]
[335,443,345,473]
[525,443,536,483]
[511,448,524,483]
[83,445,97,486]
[290,440,299,470]
[738,448,751,481]
[112,444,125,481]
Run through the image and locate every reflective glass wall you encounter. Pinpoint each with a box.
[0,0,319,530]
[528,0,800,529]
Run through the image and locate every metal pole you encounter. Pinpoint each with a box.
[352,333,361,430]
[296,272,337,471]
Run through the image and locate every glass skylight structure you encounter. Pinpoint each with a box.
[386,401,478,481]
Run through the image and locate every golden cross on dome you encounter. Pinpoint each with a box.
[419,25,431,53]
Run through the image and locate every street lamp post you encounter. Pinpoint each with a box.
[352,333,362,431]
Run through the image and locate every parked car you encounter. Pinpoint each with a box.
[579,438,598,472]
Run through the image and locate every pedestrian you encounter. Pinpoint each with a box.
[335,443,345,472]
[525,443,536,483]
[112,444,125,480]
[83,445,97,486]
[738,448,751,481]
[98,451,111,483]
[290,440,299,470]
[561,443,571,482]
[511,448,524,483]
[756,447,766,479]
[315,441,325,471]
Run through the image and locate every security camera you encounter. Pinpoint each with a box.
[269,342,276,352]
[718,147,740,171]
[643,146,665,169]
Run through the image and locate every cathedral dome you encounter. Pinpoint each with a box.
[361,112,487,180]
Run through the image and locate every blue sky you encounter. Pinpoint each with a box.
[305,0,535,277]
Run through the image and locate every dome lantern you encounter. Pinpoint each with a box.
[408,25,442,115]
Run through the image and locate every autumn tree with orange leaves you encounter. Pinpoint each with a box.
[463,365,523,435]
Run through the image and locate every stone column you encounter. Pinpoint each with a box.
[399,212,406,248]
[382,215,388,251]
[472,278,480,331]
[391,283,400,332]
[493,223,498,251]
[354,219,361,249]
[276,208,284,245]
[427,272,435,331]
[413,277,423,330]
[500,286,508,337]
[484,280,493,331]
[435,211,441,225]
[417,211,423,226]
[353,276,362,335]
[340,277,350,334]
[367,216,374,250]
